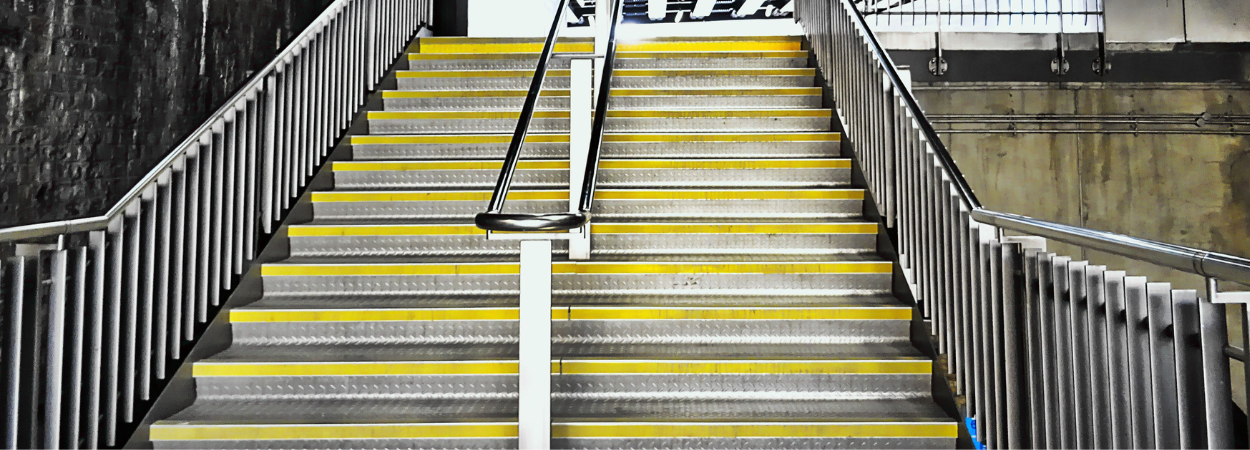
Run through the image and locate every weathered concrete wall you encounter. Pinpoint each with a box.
[913,81,1250,409]
[0,0,333,228]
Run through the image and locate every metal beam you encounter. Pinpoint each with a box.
[691,0,716,18]
[734,0,767,17]
[648,0,667,20]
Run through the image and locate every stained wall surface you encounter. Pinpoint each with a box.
[0,0,332,227]
[913,81,1250,409]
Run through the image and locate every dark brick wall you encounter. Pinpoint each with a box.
[0,0,333,228]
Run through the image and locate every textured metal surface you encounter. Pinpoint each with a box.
[406,54,809,71]
[289,231,877,258]
[382,92,822,111]
[148,31,960,450]
[312,197,866,221]
[350,136,842,160]
[332,166,851,190]
[367,115,832,134]
[396,74,815,91]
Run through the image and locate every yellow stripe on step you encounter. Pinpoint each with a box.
[229,306,908,323]
[416,37,802,53]
[288,224,483,236]
[395,68,815,78]
[562,307,910,321]
[366,109,831,120]
[331,159,848,171]
[191,360,520,377]
[381,87,822,98]
[229,308,521,323]
[590,189,864,200]
[349,132,840,145]
[332,160,569,171]
[550,261,893,275]
[558,359,931,375]
[552,422,959,439]
[310,189,862,202]
[310,190,567,202]
[261,263,522,276]
[408,50,810,60]
[260,261,892,277]
[150,422,520,441]
[590,223,877,235]
[286,222,876,237]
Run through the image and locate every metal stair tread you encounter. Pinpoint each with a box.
[232,294,907,310]
[158,398,951,425]
[266,253,889,266]
[200,345,927,364]
[292,217,875,227]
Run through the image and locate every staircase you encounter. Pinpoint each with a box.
[149,35,959,449]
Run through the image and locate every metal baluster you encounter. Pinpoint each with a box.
[1037,252,1060,448]
[1103,270,1134,449]
[1170,290,1206,449]
[41,248,68,450]
[1085,265,1113,449]
[1146,283,1181,449]
[1067,260,1092,449]
[121,203,142,424]
[1051,256,1074,448]
[1123,276,1155,449]
[154,175,173,381]
[1197,283,1233,449]
[1022,249,1046,449]
[84,231,106,449]
[168,159,188,360]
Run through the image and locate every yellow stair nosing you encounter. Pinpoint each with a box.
[287,222,877,237]
[349,132,841,145]
[394,68,816,78]
[331,158,851,171]
[260,261,893,277]
[151,421,957,441]
[366,109,832,120]
[408,50,809,59]
[192,358,930,377]
[381,87,823,98]
[229,306,912,323]
[310,189,864,203]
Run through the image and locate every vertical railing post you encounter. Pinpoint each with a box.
[518,240,553,450]
[569,59,593,261]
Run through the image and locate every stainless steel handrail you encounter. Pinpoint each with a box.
[475,0,624,233]
[837,0,1250,286]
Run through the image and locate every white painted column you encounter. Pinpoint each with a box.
[518,239,553,449]
[569,59,593,260]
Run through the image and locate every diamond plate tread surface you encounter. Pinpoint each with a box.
[237,294,906,310]
[150,34,957,449]
[163,398,949,424]
[205,342,923,363]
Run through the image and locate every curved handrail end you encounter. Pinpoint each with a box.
[475,212,590,233]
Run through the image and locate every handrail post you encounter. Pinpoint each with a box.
[518,239,553,450]
[569,58,594,260]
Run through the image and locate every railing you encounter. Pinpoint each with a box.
[854,0,1104,33]
[475,0,623,233]
[0,1,431,448]
[796,0,1246,448]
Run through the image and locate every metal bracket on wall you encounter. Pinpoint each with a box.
[928,32,948,76]
[1051,33,1070,76]
[1092,32,1111,76]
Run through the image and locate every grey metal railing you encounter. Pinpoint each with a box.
[854,0,1104,32]
[797,0,1246,448]
[0,1,431,448]
[476,0,625,233]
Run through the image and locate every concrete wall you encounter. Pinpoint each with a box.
[1104,0,1250,43]
[0,0,333,228]
[912,81,1250,409]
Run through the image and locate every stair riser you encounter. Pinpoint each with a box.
[367,116,830,134]
[193,374,931,401]
[261,272,893,298]
[407,57,809,71]
[332,168,851,190]
[231,320,911,349]
[351,140,841,160]
[156,437,953,450]
[382,94,822,111]
[288,234,877,258]
[311,199,864,221]
[396,75,814,90]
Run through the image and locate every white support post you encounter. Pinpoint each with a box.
[593,0,610,100]
[518,239,553,450]
[569,59,593,260]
